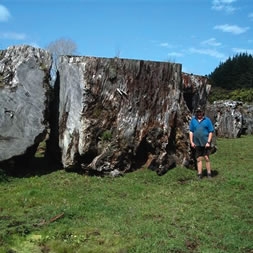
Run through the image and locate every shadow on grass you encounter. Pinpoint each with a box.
[203,169,219,178]
[0,156,62,179]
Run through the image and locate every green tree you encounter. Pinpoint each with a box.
[209,53,253,90]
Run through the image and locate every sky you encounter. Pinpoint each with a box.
[0,0,252,76]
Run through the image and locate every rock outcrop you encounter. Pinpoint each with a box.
[182,72,211,112]
[0,45,52,162]
[241,103,253,135]
[206,100,253,138]
[6,45,253,176]
[57,56,191,175]
[206,100,243,138]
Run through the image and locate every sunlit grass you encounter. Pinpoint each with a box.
[0,136,252,252]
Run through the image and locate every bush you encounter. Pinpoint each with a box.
[101,130,112,142]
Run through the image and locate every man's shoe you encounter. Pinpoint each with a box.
[207,173,212,179]
[198,174,203,180]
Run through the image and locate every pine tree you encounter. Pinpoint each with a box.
[209,53,253,90]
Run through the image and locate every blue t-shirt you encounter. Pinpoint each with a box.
[189,116,214,147]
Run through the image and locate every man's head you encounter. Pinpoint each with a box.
[195,106,204,117]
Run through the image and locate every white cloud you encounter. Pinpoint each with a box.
[232,47,253,54]
[201,38,221,47]
[167,52,183,57]
[189,47,226,59]
[159,42,174,48]
[249,13,253,21]
[214,24,249,34]
[212,0,237,13]
[0,5,11,22]
[0,32,26,40]
[160,42,169,47]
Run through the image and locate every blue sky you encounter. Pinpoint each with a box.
[0,0,252,76]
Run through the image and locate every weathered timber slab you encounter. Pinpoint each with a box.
[57,56,191,174]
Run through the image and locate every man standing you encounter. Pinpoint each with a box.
[189,106,214,179]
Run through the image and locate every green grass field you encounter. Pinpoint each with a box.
[0,136,252,253]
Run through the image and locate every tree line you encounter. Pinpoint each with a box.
[208,53,253,103]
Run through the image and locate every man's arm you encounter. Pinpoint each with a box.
[207,132,213,144]
[189,131,195,148]
[206,117,214,145]
[205,132,213,148]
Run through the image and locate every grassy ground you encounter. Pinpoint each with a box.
[0,136,252,253]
